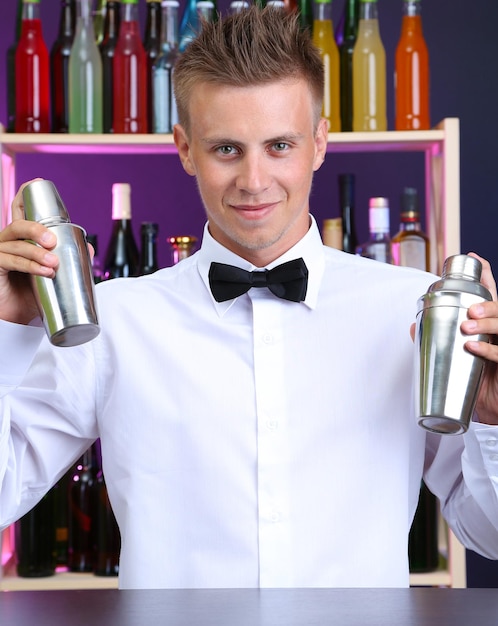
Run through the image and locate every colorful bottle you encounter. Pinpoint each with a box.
[68,0,103,133]
[391,187,430,270]
[99,0,121,133]
[15,0,51,133]
[338,173,358,253]
[152,0,179,133]
[339,0,359,132]
[395,0,430,131]
[113,0,148,133]
[15,490,56,577]
[312,0,341,132]
[144,0,162,133]
[50,0,76,133]
[139,222,160,275]
[104,183,140,279]
[355,196,392,263]
[167,235,198,264]
[352,0,386,131]
[94,0,107,45]
[6,0,24,132]
[179,0,216,53]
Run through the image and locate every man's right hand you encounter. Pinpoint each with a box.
[0,179,59,325]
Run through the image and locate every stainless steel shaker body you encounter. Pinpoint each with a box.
[23,180,100,347]
[415,255,492,435]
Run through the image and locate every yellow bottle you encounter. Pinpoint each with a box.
[312,0,341,132]
[352,0,386,131]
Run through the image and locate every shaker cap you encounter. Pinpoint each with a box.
[23,180,71,225]
[442,254,483,282]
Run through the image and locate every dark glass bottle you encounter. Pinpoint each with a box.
[339,0,359,132]
[50,0,77,133]
[15,490,56,577]
[139,222,159,275]
[408,480,439,573]
[15,0,51,133]
[53,472,70,566]
[67,447,96,572]
[338,173,358,253]
[99,0,121,134]
[297,0,313,33]
[6,0,23,132]
[144,0,162,134]
[92,439,121,576]
[104,183,140,279]
[86,233,104,282]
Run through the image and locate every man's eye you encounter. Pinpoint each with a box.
[217,145,237,155]
[273,142,289,152]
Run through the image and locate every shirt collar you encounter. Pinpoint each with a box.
[197,216,325,316]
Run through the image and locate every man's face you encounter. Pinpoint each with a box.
[174,79,328,266]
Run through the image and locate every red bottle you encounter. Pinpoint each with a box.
[15,0,50,133]
[113,0,148,133]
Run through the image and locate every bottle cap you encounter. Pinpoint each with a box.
[369,197,390,233]
[112,183,132,220]
[161,0,179,5]
[141,222,159,236]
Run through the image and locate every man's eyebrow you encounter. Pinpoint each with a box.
[201,133,305,146]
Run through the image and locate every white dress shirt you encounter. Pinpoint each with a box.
[1,217,498,589]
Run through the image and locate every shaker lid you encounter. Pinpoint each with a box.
[23,180,71,225]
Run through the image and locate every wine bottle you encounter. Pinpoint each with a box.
[113,0,148,133]
[53,472,70,566]
[144,0,162,134]
[312,0,341,132]
[99,0,121,134]
[68,0,103,133]
[338,173,358,253]
[355,196,392,263]
[50,0,77,133]
[391,187,430,270]
[167,235,198,264]
[15,0,51,133]
[339,0,359,132]
[15,491,56,577]
[6,0,23,133]
[139,222,159,275]
[67,447,96,572]
[408,480,439,573]
[103,183,140,279]
[395,0,430,131]
[352,0,386,131]
[152,0,180,134]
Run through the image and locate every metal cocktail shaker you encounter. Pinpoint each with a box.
[415,254,492,435]
[23,180,100,347]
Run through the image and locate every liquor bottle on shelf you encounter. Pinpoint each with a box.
[92,439,120,577]
[68,0,103,133]
[86,233,104,282]
[152,0,179,134]
[179,0,216,53]
[53,472,70,566]
[355,196,392,263]
[338,173,358,253]
[322,218,343,250]
[352,0,386,132]
[14,490,56,577]
[391,187,430,271]
[139,222,160,275]
[6,0,23,133]
[297,0,313,33]
[395,0,430,131]
[94,0,107,46]
[144,0,162,133]
[50,0,76,133]
[229,0,249,13]
[167,235,198,265]
[15,0,51,133]
[99,0,121,134]
[197,1,215,23]
[104,183,140,279]
[312,0,341,132]
[339,0,359,132]
[113,0,148,133]
[409,480,439,573]
[67,446,96,573]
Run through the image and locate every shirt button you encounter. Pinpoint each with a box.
[270,511,280,523]
[262,333,273,344]
[266,419,279,431]
[486,438,498,447]
[489,453,498,462]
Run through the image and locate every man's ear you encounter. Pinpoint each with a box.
[173,124,196,176]
[312,117,329,173]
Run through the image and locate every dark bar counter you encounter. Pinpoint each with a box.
[1,588,498,626]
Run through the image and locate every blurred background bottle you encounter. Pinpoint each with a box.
[338,173,358,253]
[339,0,359,132]
[179,0,215,53]
[167,235,198,264]
[50,0,76,133]
[144,0,162,133]
[15,0,51,133]
[86,233,104,282]
[352,0,386,131]
[104,183,140,279]
[94,0,107,45]
[395,0,430,130]
[6,0,23,132]
[391,187,429,270]
[139,222,159,275]
[312,0,340,132]
[355,196,392,263]
[113,0,148,133]
[408,480,439,573]
[322,218,343,250]
[297,0,313,33]
[152,0,179,133]
[15,491,56,577]
[99,0,121,133]
[68,0,103,133]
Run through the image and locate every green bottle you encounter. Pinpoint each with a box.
[69,0,103,132]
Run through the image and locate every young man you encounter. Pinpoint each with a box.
[1,7,498,589]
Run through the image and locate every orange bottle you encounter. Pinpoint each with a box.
[395,0,429,130]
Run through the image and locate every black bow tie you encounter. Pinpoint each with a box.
[208,258,308,303]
